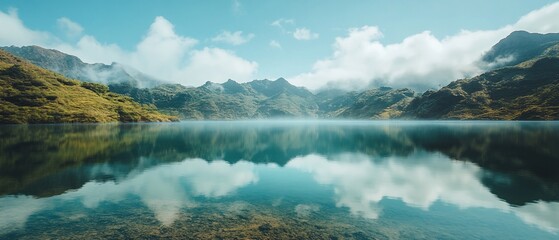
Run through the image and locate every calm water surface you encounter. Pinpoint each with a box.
[0,121,558,239]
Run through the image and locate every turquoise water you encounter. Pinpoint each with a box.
[0,121,558,239]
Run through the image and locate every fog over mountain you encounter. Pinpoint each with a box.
[0,49,176,124]
[1,45,165,88]
[481,30,559,68]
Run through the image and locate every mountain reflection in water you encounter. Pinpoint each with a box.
[0,121,558,238]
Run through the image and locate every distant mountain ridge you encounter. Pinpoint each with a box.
[109,78,415,119]
[0,45,420,119]
[482,31,559,68]
[3,30,559,121]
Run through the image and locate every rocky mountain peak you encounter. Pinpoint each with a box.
[482,31,559,68]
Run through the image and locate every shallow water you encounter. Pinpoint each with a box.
[1,121,558,239]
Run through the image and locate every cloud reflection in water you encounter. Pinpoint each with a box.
[0,152,558,234]
[0,158,258,230]
[286,152,559,233]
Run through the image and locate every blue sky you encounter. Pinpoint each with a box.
[1,0,559,90]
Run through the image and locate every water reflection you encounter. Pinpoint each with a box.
[287,153,508,218]
[287,153,559,233]
[515,201,559,233]
[0,121,558,237]
[0,196,44,234]
[0,158,258,232]
[2,122,558,200]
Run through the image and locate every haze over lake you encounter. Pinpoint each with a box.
[1,121,558,239]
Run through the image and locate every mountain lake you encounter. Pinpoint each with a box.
[0,120,558,239]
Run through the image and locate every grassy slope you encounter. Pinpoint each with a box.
[326,88,415,119]
[0,50,176,123]
[405,56,559,120]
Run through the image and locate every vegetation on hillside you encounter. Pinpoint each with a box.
[1,45,164,88]
[322,87,415,119]
[0,50,177,123]
[405,56,559,120]
[482,31,559,68]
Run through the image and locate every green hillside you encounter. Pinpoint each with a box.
[405,56,559,120]
[323,87,415,119]
[0,50,177,123]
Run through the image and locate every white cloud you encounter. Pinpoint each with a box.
[180,47,258,86]
[514,2,559,32]
[271,18,294,27]
[293,28,319,40]
[0,9,52,46]
[271,18,295,33]
[56,35,126,64]
[0,12,258,87]
[57,17,83,37]
[269,40,282,48]
[292,26,510,90]
[291,2,559,91]
[212,30,255,45]
[129,16,198,79]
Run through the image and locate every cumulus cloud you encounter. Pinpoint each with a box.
[514,2,559,32]
[293,28,319,40]
[291,2,559,91]
[181,47,258,86]
[0,9,52,46]
[291,26,509,91]
[57,17,83,37]
[0,11,258,87]
[212,30,255,45]
[128,17,198,81]
[269,40,282,48]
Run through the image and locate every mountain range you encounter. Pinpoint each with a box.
[1,30,559,122]
[1,46,418,120]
